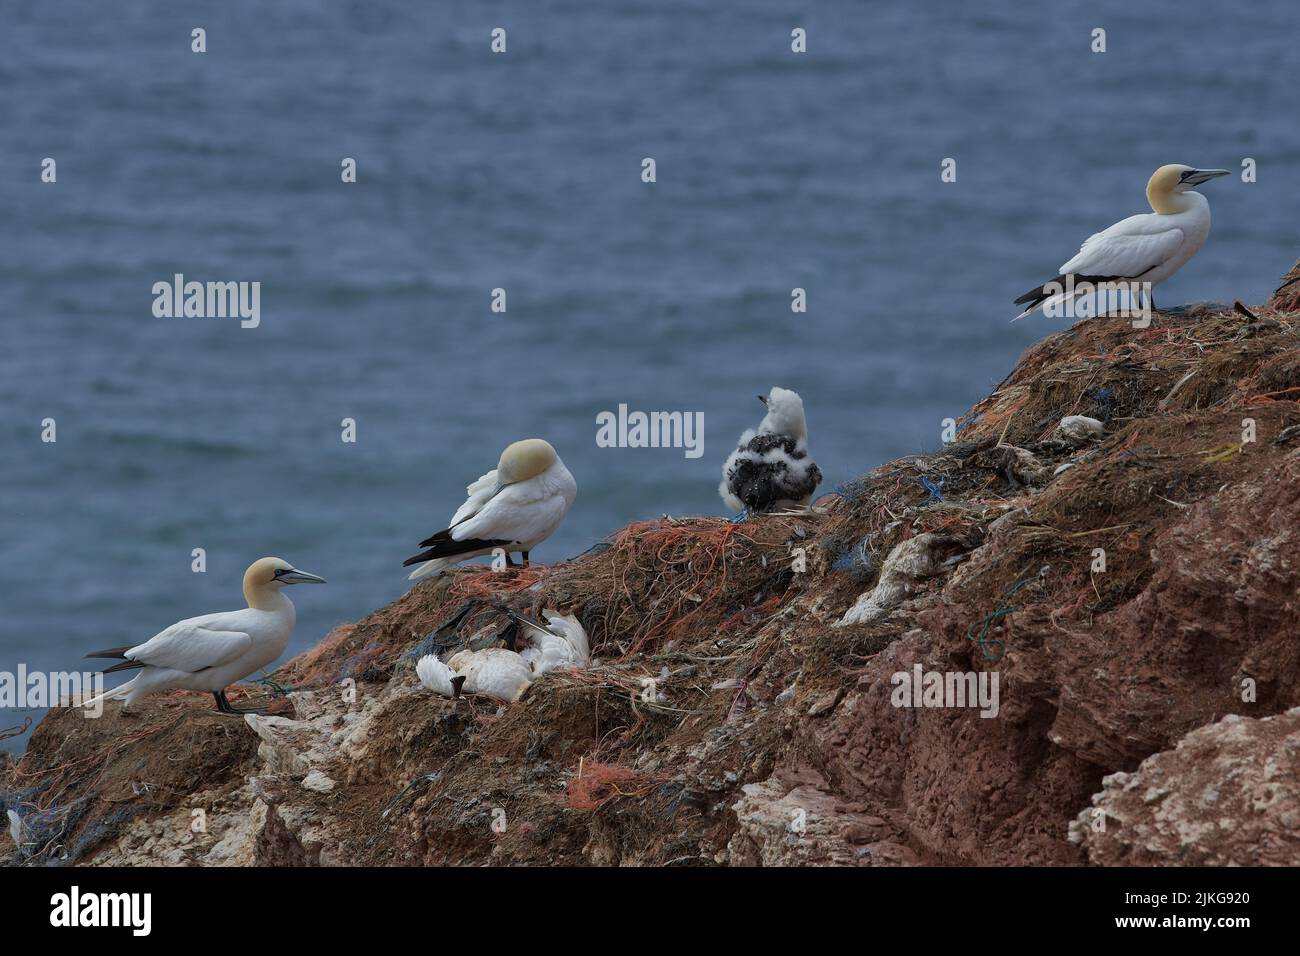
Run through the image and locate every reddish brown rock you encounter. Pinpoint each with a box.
[1071,708,1300,866]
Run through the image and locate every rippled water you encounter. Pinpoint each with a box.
[2,0,1297,749]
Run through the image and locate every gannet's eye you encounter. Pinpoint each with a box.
[1179,170,1194,181]
[273,568,288,578]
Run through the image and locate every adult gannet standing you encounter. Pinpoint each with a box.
[80,557,325,714]
[719,386,821,514]
[1014,164,1230,319]
[403,438,576,580]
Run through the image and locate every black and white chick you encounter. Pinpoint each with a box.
[719,386,821,514]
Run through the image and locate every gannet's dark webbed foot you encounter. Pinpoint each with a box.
[213,690,268,715]
[505,552,517,568]
[521,551,530,567]
[500,619,520,653]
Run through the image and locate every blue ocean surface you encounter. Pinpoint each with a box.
[2,0,1297,749]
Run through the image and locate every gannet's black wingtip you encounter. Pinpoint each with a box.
[404,537,513,567]
[84,645,134,660]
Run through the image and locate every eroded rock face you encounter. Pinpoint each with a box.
[728,772,919,866]
[799,626,1098,866]
[1071,709,1300,866]
[80,786,259,867]
[1043,456,1300,770]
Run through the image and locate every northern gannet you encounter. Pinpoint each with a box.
[416,648,533,702]
[1014,164,1230,319]
[416,608,589,701]
[81,557,325,714]
[404,438,577,580]
[508,609,590,676]
[719,386,821,514]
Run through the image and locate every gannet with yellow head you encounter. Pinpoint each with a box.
[81,557,325,714]
[403,438,577,580]
[1014,164,1230,319]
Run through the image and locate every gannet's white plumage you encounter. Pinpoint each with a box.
[416,608,589,702]
[1014,164,1231,320]
[405,439,577,580]
[80,557,325,713]
[415,654,459,697]
[514,610,590,676]
[719,386,822,513]
[416,648,533,702]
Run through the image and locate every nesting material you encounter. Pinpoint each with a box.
[835,533,950,626]
[1058,415,1105,445]
[7,809,25,850]
[971,444,1051,486]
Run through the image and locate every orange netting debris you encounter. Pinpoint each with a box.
[574,517,797,657]
[566,759,667,812]
[275,623,364,689]
[449,565,547,602]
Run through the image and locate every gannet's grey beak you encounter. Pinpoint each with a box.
[1182,169,1230,186]
[279,568,326,585]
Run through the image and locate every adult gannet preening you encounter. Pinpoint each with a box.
[80,558,325,714]
[506,609,590,676]
[416,609,589,701]
[1014,164,1231,320]
[416,648,533,702]
[719,386,821,514]
[403,438,576,581]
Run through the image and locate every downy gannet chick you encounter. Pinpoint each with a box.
[416,648,533,702]
[1014,164,1231,319]
[81,557,325,714]
[508,609,590,677]
[719,386,822,514]
[404,439,577,581]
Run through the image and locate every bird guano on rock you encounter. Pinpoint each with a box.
[719,386,821,515]
[404,438,576,581]
[1014,164,1230,320]
[80,557,325,714]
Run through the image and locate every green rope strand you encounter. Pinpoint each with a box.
[966,572,1043,662]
